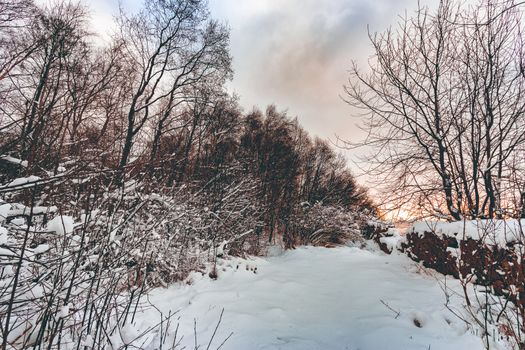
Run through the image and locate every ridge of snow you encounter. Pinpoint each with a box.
[0,204,58,220]
[409,220,525,246]
[0,155,28,167]
[7,176,41,188]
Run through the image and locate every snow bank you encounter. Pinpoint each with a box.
[0,204,58,221]
[409,220,525,246]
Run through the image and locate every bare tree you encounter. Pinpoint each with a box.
[0,0,37,82]
[345,0,525,220]
[0,2,90,168]
[115,0,231,183]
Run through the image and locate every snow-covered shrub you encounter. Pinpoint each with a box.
[0,197,153,349]
[0,166,263,348]
[292,203,364,246]
[108,179,264,287]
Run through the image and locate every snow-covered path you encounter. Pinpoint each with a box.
[142,246,486,350]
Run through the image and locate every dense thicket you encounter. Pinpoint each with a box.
[0,1,373,348]
[0,0,373,243]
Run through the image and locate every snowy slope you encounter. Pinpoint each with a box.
[136,246,493,350]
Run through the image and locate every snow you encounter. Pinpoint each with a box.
[58,304,70,318]
[46,216,75,235]
[409,220,525,246]
[0,155,28,167]
[71,177,91,184]
[136,246,490,350]
[0,203,10,220]
[82,335,94,348]
[0,247,14,256]
[6,175,41,188]
[0,204,58,221]
[32,244,50,254]
[216,240,228,257]
[0,226,7,245]
[379,228,406,252]
[367,219,393,230]
[10,218,25,226]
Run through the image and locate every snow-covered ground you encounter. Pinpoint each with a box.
[135,245,493,350]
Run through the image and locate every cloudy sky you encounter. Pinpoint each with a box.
[207,1,438,159]
[45,0,435,164]
[209,0,415,152]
